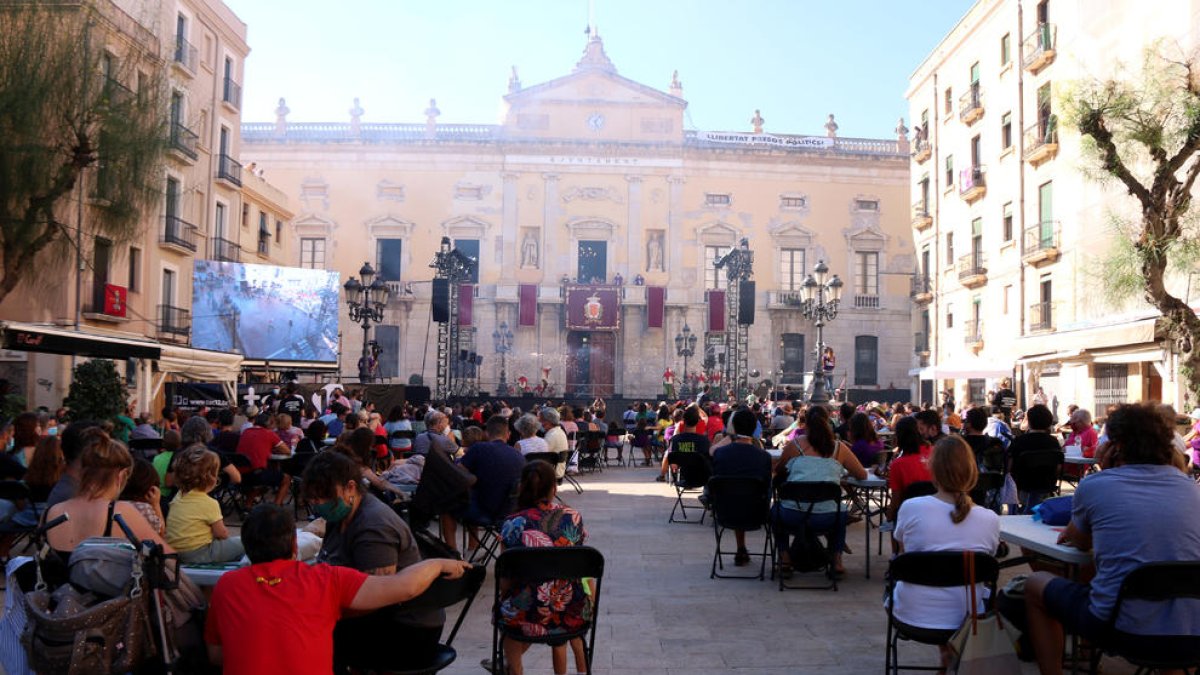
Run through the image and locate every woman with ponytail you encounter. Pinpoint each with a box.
[890,435,1000,652]
[496,460,590,675]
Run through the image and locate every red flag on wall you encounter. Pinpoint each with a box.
[708,290,726,333]
[647,286,665,328]
[103,284,127,318]
[519,284,537,327]
[458,285,473,326]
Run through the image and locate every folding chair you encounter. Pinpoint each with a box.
[525,451,580,494]
[600,430,624,467]
[574,431,603,474]
[1012,449,1063,513]
[282,451,317,519]
[491,546,605,675]
[1088,561,1200,675]
[213,453,255,519]
[390,429,417,460]
[340,564,487,675]
[706,476,773,580]
[667,451,711,524]
[774,481,843,591]
[884,551,1000,674]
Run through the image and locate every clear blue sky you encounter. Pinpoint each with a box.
[228,0,975,139]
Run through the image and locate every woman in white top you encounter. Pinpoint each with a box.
[514,414,549,457]
[892,435,1000,667]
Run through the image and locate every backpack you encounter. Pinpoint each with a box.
[788,528,831,573]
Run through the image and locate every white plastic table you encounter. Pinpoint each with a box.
[998,515,1092,566]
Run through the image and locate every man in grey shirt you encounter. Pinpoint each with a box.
[412,410,457,457]
[45,421,100,509]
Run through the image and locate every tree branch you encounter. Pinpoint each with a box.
[1078,110,1154,208]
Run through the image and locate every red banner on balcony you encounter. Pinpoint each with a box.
[564,286,620,331]
[708,290,726,332]
[458,285,473,326]
[103,284,127,318]
[647,286,665,328]
[518,284,537,327]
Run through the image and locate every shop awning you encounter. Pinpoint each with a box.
[0,322,161,360]
[911,358,1014,380]
[157,344,243,382]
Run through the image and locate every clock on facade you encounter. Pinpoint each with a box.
[586,113,605,131]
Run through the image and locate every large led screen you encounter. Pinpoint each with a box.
[192,260,340,362]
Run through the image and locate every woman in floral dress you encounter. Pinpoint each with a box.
[496,460,590,675]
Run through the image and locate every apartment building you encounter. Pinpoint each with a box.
[0,0,292,411]
[908,0,1200,413]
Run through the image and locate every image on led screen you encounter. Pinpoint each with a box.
[192,260,340,362]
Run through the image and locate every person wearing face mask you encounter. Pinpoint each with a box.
[301,451,445,672]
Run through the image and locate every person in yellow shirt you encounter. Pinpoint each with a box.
[943,404,963,434]
[167,446,244,564]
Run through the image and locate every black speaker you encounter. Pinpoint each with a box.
[473,354,483,365]
[738,280,756,325]
[459,350,469,362]
[431,278,449,323]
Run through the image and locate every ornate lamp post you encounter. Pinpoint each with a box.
[674,323,698,396]
[344,261,390,383]
[492,320,514,396]
[799,259,844,406]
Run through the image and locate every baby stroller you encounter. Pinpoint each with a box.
[18,512,195,674]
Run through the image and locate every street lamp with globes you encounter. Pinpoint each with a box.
[674,323,698,396]
[799,259,844,406]
[344,262,390,383]
[492,320,514,396]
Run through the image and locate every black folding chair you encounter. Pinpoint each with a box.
[1088,561,1200,675]
[1012,449,1063,512]
[884,551,1000,674]
[574,431,603,474]
[341,564,487,675]
[390,430,417,459]
[213,453,255,519]
[491,547,605,675]
[774,481,843,591]
[706,476,773,580]
[668,451,711,524]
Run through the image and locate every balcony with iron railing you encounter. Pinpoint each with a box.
[172,35,197,75]
[914,332,930,356]
[958,87,985,125]
[912,200,933,231]
[911,137,931,163]
[768,290,807,308]
[957,253,988,288]
[217,154,242,187]
[222,77,242,110]
[160,215,197,253]
[1022,221,1061,267]
[959,165,987,203]
[81,280,129,323]
[102,77,134,108]
[853,294,880,309]
[1030,301,1054,332]
[910,275,933,304]
[1023,116,1059,166]
[964,319,984,350]
[157,304,191,340]
[211,236,240,263]
[169,121,199,161]
[1022,23,1056,73]
[257,234,270,256]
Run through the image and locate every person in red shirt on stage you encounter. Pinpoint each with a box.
[236,412,292,505]
[885,416,933,522]
[204,504,470,675]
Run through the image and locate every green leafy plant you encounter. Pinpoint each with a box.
[63,359,127,424]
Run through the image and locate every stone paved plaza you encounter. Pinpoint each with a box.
[435,466,1132,675]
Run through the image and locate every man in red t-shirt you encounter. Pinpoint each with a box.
[236,412,292,505]
[205,504,470,675]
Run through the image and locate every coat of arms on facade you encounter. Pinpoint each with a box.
[584,293,603,323]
